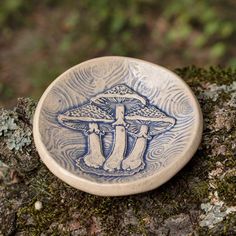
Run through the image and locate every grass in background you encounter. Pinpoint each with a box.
[0,0,236,106]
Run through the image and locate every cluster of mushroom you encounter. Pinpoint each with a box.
[58,84,175,172]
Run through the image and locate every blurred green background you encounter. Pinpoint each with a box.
[0,0,236,107]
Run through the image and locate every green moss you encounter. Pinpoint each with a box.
[218,175,236,205]
[190,181,209,201]
[16,97,37,125]
[17,203,69,235]
[175,66,236,86]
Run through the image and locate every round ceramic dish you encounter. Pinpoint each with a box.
[33,56,203,196]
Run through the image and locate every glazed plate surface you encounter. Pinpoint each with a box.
[33,56,202,196]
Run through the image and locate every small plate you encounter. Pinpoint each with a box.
[33,56,202,196]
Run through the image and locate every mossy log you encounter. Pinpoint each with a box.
[0,67,236,236]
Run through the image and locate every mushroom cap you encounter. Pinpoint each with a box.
[91,84,147,112]
[58,103,114,131]
[126,105,175,136]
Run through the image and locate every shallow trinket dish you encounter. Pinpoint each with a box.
[33,56,203,196]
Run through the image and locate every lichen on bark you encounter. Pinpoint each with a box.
[0,67,236,236]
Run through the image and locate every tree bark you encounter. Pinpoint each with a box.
[1,66,236,235]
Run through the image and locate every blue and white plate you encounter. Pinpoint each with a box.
[33,57,202,196]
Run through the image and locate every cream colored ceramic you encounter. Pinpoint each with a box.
[33,56,203,196]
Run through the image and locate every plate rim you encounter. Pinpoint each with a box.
[33,56,203,196]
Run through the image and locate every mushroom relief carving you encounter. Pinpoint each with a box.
[58,103,114,168]
[58,84,176,175]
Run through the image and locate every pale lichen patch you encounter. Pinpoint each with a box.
[200,193,236,229]
[200,157,236,229]
[0,108,32,151]
[202,81,236,105]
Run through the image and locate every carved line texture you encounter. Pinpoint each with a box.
[39,58,195,183]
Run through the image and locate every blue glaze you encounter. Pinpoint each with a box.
[39,58,195,183]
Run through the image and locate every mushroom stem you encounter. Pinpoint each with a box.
[104,105,127,171]
[122,125,149,170]
[83,123,105,168]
